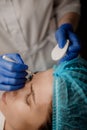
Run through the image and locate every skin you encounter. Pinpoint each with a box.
[0,69,53,130]
[58,12,80,31]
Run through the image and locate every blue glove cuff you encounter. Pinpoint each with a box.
[59,23,73,32]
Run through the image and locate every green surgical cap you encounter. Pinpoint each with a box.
[52,57,87,130]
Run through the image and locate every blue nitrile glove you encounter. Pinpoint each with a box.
[55,23,81,62]
[0,53,28,91]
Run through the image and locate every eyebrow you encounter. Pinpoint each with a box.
[31,84,36,104]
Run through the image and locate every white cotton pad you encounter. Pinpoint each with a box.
[51,40,69,61]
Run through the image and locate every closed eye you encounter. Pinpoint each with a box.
[26,84,36,106]
[26,91,32,106]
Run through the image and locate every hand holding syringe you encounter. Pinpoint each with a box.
[0,53,31,91]
[2,55,34,77]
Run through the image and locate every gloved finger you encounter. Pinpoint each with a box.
[55,29,67,48]
[4,53,24,64]
[0,67,28,78]
[68,32,81,52]
[0,76,27,85]
[0,84,25,91]
[59,52,78,62]
[0,56,28,72]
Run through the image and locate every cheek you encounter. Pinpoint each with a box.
[27,106,46,129]
[4,100,30,128]
[6,101,45,130]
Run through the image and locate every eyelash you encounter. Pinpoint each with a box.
[25,94,31,106]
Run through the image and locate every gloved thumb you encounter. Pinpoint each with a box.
[68,31,81,52]
[3,53,24,64]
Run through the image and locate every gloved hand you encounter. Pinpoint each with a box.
[0,53,28,91]
[55,23,81,62]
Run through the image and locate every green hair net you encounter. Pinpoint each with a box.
[52,57,87,130]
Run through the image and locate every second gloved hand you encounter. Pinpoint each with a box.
[0,53,28,91]
[55,23,81,62]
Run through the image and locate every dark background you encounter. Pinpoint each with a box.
[77,0,87,60]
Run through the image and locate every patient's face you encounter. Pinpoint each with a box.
[0,69,53,130]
